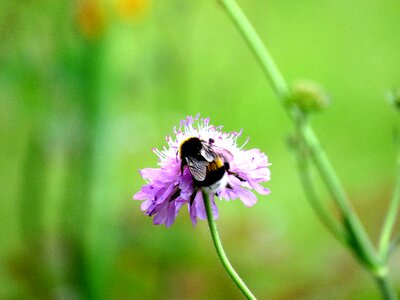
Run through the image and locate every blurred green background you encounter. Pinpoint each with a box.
[1,0,400,299]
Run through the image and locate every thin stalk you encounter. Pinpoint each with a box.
[375,270,398,300]
[216,0,400,298]
[294,141,348,245]
[379,147,400,262]
[388,236,400,256]
[218,0,378,270]
[299,123,379,268]
[217,0,289,101]
[202,190,256,300]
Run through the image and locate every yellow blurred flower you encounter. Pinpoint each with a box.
[117,0,150,20]
[76,0,106,39]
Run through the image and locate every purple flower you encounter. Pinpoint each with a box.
[134,115,271,227]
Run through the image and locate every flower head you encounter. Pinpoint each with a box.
[134,115,271,227]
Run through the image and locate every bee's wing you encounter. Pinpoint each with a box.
[200,143,217,162]
[186,157,208,181]
[211,146,234,162]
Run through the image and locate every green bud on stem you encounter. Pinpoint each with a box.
[290,80,330,112]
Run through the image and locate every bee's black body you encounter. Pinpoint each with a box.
[195,163,226,187]
[179,137,228,188]
[179,137,205,165]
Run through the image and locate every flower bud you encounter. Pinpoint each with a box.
[290,80,330,112]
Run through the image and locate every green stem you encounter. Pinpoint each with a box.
[388,236,400,256]
[219,0,378,270]
[216,0,400,298]
[379,146,400,262]
[299,123,378,268]
[375,269,398,300]
[201,190,256,300]
[294,139,348,245]
[217,0,289,101]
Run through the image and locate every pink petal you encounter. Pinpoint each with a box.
[248,181,270,195]
[235,187,257,207]
[140,168,160,180]
[133,190,147,200]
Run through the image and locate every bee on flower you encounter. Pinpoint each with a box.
[134,115,271,227]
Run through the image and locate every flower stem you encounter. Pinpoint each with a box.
[299,122,378,269]
[217,0,399,298]
[375,269,398,300]
[389,236,400,257]
[293,137,348,245]
[202,190,256,300]
[218,0,378,269]
[217,0,289,101]
[379,140,400,262]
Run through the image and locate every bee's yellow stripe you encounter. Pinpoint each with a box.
[207,157,223,172]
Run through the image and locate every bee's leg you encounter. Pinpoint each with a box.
[189,188,198,206]
[224,162,245,188]
[180,160,185,174]
[168,185,181,202]
[227,170,246,182]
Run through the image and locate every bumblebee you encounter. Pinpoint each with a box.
[179,137,243,192]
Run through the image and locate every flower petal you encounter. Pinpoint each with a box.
[140,168,160,180]
[166,201,179,227]
[211,195,219,219]
[235,187,257,207]
[153,203,169,225]
[247,180,271,195]
[189,191,202,226]
[133,190,147,200]
[195,192,207,220]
